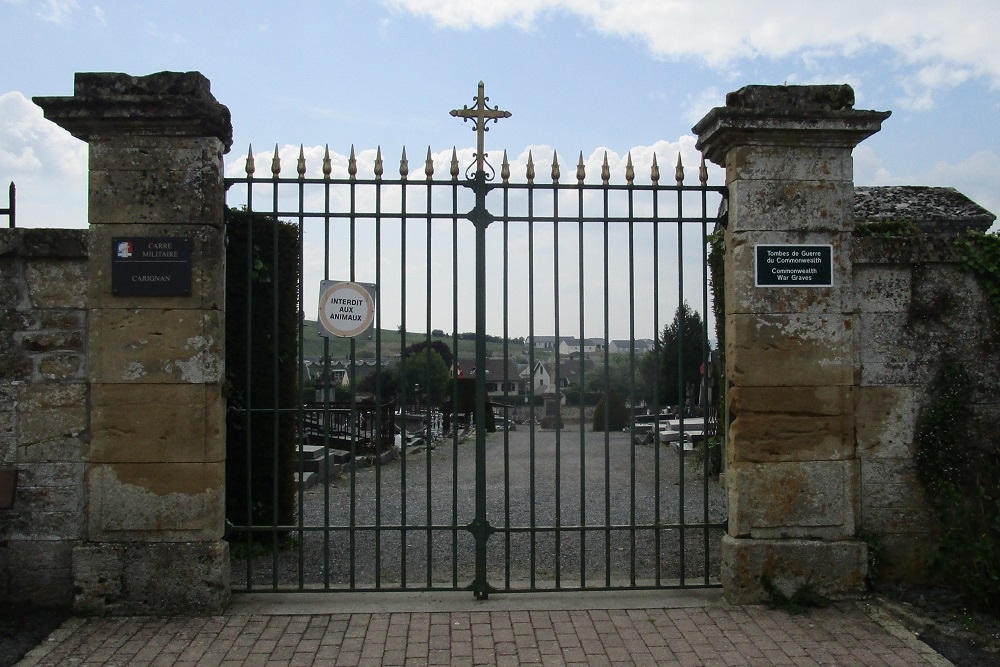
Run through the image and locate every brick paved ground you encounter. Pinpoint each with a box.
[18,602,948,667]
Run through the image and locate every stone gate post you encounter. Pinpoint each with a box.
[693,86,890,601]
[34,72,231,613]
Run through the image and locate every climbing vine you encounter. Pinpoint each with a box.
[853,218,915,238]
[913,360,1000,614]
[954,229,1000,319]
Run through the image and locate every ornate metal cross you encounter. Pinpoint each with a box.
[450,81,511,178]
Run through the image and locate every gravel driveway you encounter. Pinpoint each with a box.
[232,428,726,592]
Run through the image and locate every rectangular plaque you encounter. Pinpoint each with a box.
[111,237,192,296]
[755,244,833,287]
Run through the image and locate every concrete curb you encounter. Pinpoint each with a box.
[856,598,955,667]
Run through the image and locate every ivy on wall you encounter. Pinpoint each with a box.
[913,360,1000,614]
[955,230,1000,319]
[853,218,916,238]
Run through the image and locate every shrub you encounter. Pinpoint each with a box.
[225,209,300,533]
[593,389,629,432]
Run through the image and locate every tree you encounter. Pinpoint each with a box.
[659,303,709,409]
[357,340,453,404]
[399,346,450,405]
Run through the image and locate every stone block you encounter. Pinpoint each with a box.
[854,313,928,386]
[855,385,920,458]
[89,461,224,540]
[16,329,84,353]
[38,310,86,330]
[875,533,939,585]
[91,383,224,463]
[726,179,853,233]
[89,136,226,174]
[859,458,936,535]
[17,383,88,448]
[35,352,86,381]
[728,460,858,539]
[6,539,76,606]
[8,510,84,541]
[89,165,222,226]
[852,264,911,314]
[0,437,14,465]
[0,261,22,310]
[726,313,854,387]
[73,540,230,615]
[16,461,84,488]
[87,223,225,310]
[720,534,867,603]
[729,385,854,462]
[88,308,223,384]
[23,259,88,309]
[725,229,850,315]
[724,145,854,184]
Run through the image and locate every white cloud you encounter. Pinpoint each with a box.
[682,87,722,127]
[0,91,87,228]
[36,0,79,23]
[854,145,1000,231]
[93,4,105,25]
[383,0,1000,93]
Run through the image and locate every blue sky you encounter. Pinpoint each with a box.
[2,0,999,338]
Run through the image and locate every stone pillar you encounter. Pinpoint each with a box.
[693,85,890,602]
[34,72,232,614]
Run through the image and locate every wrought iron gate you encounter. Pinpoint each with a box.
[224,84,727,597]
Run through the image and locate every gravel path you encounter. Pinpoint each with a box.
[232,428,726,591]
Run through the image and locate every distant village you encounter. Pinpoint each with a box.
[304,335,659,404]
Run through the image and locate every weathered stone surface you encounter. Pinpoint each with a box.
[724,145,853,184]
[855,186,995,234]
[727,180,853,232]
[90,136,226,173]
[91,383,224,463]
[0,228,88,259]
[89,163,223,226]
[35,352,86,381]
[34,71,233,152]
[7,509,84,542]
[17,330,84,353]
[693,84,890,167]
[720,534,867,603]
[729,386,854,462]
[852,264,911,314]
[726,313,854,387]
[73,540,230,615]
[87,223,225,309]
[89,462,224,539]
[728,460,858,539]
[0,257,20,308]
[17,383,88,448]
[855,385,920,458]
[6,540,76,606]
[726,229,850,314]
[875,533,939,585]
[24,259,87,309]
[859,458,936,535]
[88,308,223,384]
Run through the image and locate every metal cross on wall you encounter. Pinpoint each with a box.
[450,81,512,178]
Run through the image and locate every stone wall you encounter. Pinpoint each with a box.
[852,187,999,582]
[0,228,89,606]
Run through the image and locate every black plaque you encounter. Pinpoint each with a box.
[755,244,833,287]
[111,237,192,296]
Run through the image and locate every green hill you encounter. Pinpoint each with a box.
[299,321,530,362]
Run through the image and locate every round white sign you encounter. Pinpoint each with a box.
[317,281,375,338]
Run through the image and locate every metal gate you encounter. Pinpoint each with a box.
[224,84,727,597]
